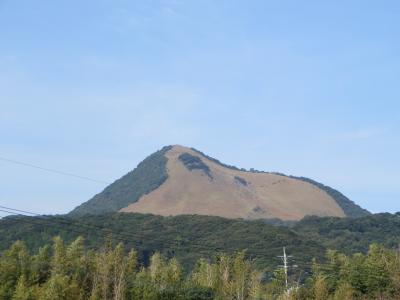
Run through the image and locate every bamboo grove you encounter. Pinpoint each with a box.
[1,237,400,299]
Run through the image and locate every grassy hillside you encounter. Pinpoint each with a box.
[288,176,370,218]
[295,213,400,254]
[70,146,172,216]
[123,146,348,220]
[70,145,368,219]
[192,147,369,218]
[0,213,324,273]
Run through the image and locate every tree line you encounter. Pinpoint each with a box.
[0,213,324,273]
[1,237,400,299]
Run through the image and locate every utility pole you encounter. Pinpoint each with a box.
[278,247,293,289]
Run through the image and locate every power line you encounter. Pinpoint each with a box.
[0,206,225,252]
[0,205,198,244]
[0,209,240,258]
[0,209,99,238]
[0,207,164,247]
[0,205,300,258]
[0,156,109,184]
[0,204,186,243]
[0,157,312,262]
[0,208,158,247]
[0,205,42,216]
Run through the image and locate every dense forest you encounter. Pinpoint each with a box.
[1,236,400,299]
[0,213,323,273]
[2,212,400,272]
[295,213,400,254]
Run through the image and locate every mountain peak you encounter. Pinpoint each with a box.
[70,145,369,220]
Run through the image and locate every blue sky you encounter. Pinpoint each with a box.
[1,0,399,215]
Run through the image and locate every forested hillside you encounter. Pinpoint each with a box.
[0,213,323,273]
[2,212,400,275]
[295,213,400,254]
[3,212,400,299]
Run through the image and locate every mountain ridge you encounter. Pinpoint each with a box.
[70,145,369,219]
[70,146,172,216]
[190,147,369,218]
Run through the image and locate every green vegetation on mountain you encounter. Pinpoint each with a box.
[234,176,248,186]
[295,213,400,254]
[3,212,400,272]
[70,146,172,216]
[190,148,242,171]
[288,176,370,218]
[0,213,324,273]
[178,153,212,179]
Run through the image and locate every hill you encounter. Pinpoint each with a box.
[2,212,400,300]
[0,213,324,273]
[1,212,400,272]
[70,145,369,220]
[295,212,400,254]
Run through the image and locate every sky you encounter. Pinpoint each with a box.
[1,0,399,215]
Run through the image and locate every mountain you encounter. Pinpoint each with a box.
[70,145,369,220]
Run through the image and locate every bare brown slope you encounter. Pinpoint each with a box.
[120,146,345,220]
